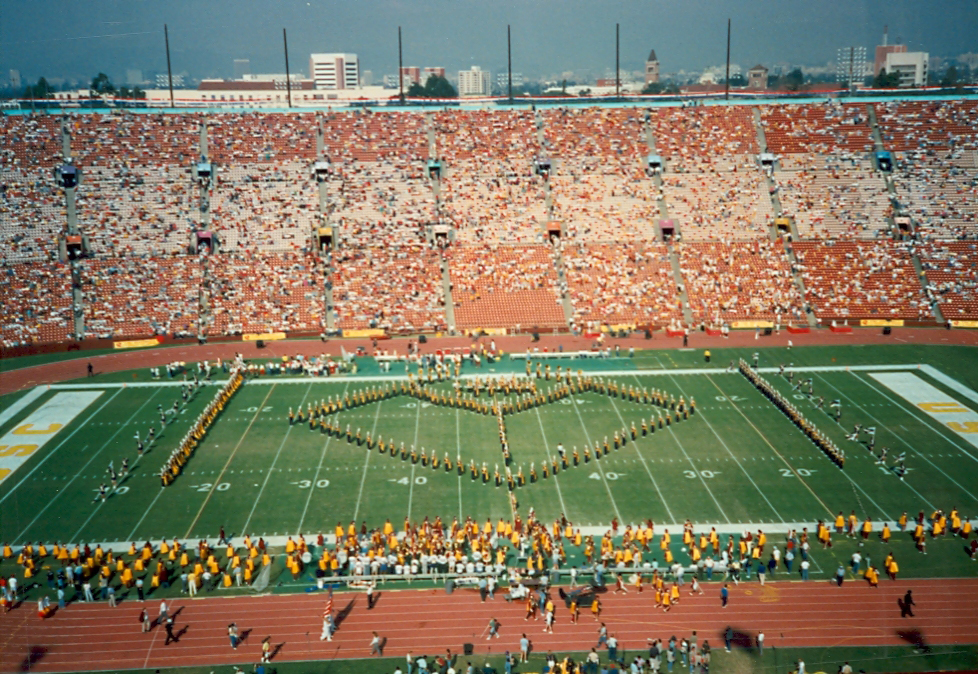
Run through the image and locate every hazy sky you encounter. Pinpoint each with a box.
[2,0,975,85]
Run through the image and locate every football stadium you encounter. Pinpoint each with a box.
[2,5,978,674]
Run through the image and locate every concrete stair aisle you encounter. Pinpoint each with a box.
[753,107,786,242]
[866,103,906,240]
[60,118,85,339]
[667,244,694,327]
[534,109,558,238]
[550,244,575,328]
[441,256,456,332]
[323,255,336,331]
[910,249,945,325]
[197,122,212,337]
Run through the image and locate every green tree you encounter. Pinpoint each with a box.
[782,68,804,91]
[406,81,426,97]
[873,68,899,88]
[727,73,747,86]
[941,65,959,87]
[25,77,55,99]
[641,81,679,95]
[118,85,146,99]
[423,75,456,98]
[90,72,115,95]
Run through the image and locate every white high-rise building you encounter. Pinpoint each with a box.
[884,51,929,87]
[458,66,491,97]
[309,53,359,90]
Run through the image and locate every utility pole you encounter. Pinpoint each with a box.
[283,28,292,108]
[398,26,405,104]
[725,18,731,101]
[164,24,175,108]
[507,25,513,102]
[615,23,620,99]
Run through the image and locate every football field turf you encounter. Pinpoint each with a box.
[2,344,977,565]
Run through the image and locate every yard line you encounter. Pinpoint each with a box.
[660,374,785,523]
[604,386,674,522]
[241,383,314,534]
[532,406,569,516]
[0,388,122,507]
[856,372,978,464]
[352,400,385,523]
[70,438,156,543]
[14,388,161,542]
[0,385,45,427]
[126,487,166,541]
[567,391,622,524]
[703,374,847,518]
[297,382,351,533]
[183,384,277,539]
[722,374,893,520]
[407,397,423,522]
[456,407,463,522]
[822,373,978,506]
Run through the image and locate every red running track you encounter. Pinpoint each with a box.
[2,578,977,672]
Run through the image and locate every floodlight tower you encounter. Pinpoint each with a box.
[836,46,867,92]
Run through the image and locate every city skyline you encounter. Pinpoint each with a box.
[1,0,976,88]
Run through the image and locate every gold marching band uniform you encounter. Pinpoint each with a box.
[161,370,244,486]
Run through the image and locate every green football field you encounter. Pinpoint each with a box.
[2,344,978,569]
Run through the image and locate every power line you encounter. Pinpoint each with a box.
[3,30,158,46]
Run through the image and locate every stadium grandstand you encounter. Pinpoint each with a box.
[2,99,977,351]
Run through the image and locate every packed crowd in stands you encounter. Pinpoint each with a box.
[440,159,548,243]
[650,106,759,170]
[207,252,324,335]
[329,160,433,244]
[550,158,658,241]
[449,244,565,330]
[918,240,978,320]
[4,102,977,345]
[679,240,805,325]
[332,245,446,332]
[0,261,73,347]
[79,256,201,339]
[792,239,933,321]
[761,102,873,155]
[562,242,680,329]
[661,158,773,240]
[775,155,891,239]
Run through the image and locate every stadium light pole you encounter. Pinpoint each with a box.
[507,24,513,103]
[398,26,405,105]
[164,24,175,108]
[283,28,292,108]
[725,18,731,101]
[615,23,620,99]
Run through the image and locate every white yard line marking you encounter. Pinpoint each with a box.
[407,398,422,522]
[298,382,351,533]
[666,374,786,523]
[0,388,122,506]
[184,385,277,538]
[532,406,568,516]
[127,487,166,541]
[568,391,623,524]
[16,388,161,542]
[605,386,674,522]
[456,407,463,522]
[352,401,385,523]
[862,373,978,463]
[241,383,314,534]
[720,373,886,520]
[40,363,928,389]
[919,364,978,406]
[828,373,978,506]
[0,385,45,427]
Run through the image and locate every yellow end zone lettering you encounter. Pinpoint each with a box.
[917,402,968,414]
[12,423,64,435]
